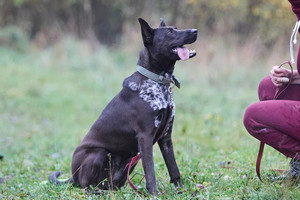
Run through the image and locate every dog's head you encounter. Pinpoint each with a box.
[138,18,197,64]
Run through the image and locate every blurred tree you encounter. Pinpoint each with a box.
[0,0,296,47]
[0,0,136,45]
[90,0,124,44]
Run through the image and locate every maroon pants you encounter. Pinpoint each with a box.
[243,76,300,159]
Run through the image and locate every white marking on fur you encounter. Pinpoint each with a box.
[154,116,161,127]
[129,82,139,91]
[171,101,175,118]
[163,129,169,136]
[138,78,176,128]
[139,79,169,111]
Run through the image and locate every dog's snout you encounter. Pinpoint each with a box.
[190,29,197,34]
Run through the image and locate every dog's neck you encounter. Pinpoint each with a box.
[137,48,175,77]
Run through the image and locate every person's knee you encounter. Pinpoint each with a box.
[244,102,271,142]
[258,76,276,101]
[243,103,260,136]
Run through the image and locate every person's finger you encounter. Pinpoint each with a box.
[278,77,289,83]
[271,70,285,78]
[273,68,288,76]
[271,77,280,87]
[272,77,285,87]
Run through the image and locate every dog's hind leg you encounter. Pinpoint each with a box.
[76,148,110,189]
[110,157,137,188]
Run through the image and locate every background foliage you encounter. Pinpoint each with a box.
[1,0,300,199]
[0,0,295,46]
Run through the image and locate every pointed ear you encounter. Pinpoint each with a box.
[138,18,154,46]
[159,18,166,27]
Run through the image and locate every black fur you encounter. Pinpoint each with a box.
[49,18,197,195]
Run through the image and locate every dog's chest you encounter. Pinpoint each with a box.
[129,79,175,127]
[139,79,170,110]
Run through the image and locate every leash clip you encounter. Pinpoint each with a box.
[168,80,175,92]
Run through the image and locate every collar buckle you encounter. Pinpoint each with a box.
[158,75,165,83]
[137,65,180,88]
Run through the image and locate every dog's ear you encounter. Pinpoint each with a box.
[138,18,154,46]
[159,18,166,27]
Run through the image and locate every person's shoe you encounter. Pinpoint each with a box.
[270,159,300,184]
[286,159,300,182]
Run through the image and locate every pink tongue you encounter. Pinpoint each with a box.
[177,47,189,60]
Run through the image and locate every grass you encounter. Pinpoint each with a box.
[1,35,300,199]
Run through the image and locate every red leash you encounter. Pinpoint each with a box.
[256,61,294,181]
[125,154,142,192]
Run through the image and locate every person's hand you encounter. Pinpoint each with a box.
[270,66,291,87]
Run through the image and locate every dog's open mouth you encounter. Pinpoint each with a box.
[172,47,196,61]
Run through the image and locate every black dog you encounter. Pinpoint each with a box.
[49,18,197,195]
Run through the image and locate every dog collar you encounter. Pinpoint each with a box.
[137,65,180,88]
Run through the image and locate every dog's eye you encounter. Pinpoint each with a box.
[167,29,173,34]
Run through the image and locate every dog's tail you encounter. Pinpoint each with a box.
[48,171,74,185]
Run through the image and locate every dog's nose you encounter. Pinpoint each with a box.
[191,29,197,34]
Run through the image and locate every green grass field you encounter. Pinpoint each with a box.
[1,36,300,199]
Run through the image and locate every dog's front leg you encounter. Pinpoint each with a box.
[158,124,182,188]
[138,136,157,195]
